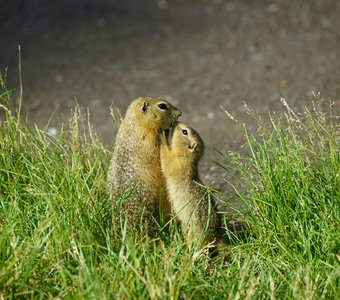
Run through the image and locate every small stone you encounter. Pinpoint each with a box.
[320,17,331,29]
[157,0,168,9]
[266,3,280,13]
[228,40,237,49]
[96,19,106,28]
[279,80,288,88]
[47,127,58,136]
[318,66,326,74]
[207,112,214,119]
[55,74,63,83]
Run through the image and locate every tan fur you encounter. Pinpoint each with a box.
[107,97,181,235]
[160,122,224,248]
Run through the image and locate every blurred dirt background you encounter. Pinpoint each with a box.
[0,0,339,203]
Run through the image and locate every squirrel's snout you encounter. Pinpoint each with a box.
[174,109,182,119]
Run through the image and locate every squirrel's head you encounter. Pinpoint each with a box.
[166,122,204,162]
[126,97,182,133]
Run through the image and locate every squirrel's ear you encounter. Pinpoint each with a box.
[141,101,148,113]
[188,142,197,152]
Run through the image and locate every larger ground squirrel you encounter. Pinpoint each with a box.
[107,97,182,235]
[160,122,225,248]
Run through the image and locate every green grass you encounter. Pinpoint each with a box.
[0,73,339,299]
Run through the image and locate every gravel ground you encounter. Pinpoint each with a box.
[1,0,339,206]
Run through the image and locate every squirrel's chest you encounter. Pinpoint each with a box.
[166,178,198,225]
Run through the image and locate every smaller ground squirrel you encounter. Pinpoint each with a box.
[107,97,182,236]
[160,122,225,249]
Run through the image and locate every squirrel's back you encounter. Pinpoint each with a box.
[107,97,182,235]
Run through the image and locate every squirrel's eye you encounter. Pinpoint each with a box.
[158,103,168,110]
[182,129,188,136]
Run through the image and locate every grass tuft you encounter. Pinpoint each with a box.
[219,99,339,299]
[0,74,339,299]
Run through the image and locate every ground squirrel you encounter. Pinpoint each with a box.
[160,122,225,249]
[107,97,182,235]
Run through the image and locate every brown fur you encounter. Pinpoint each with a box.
[160,122,224,248]
[107,97,181,235]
